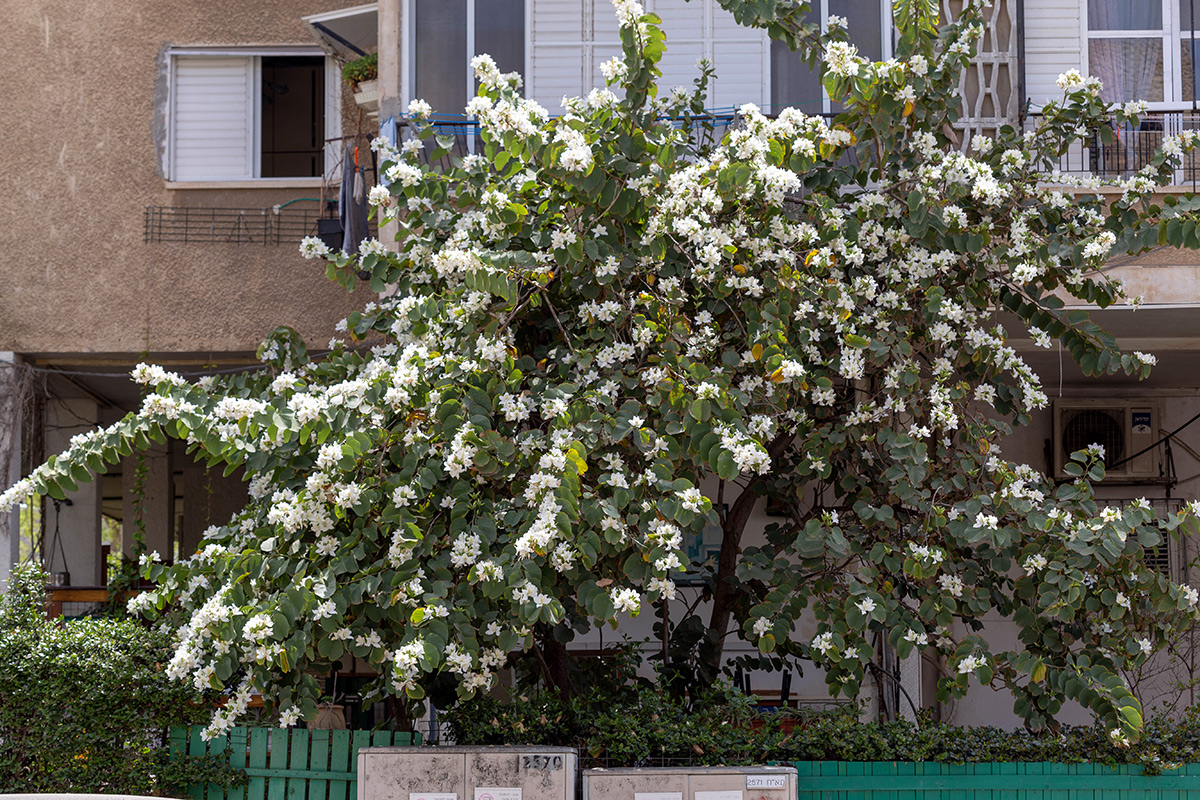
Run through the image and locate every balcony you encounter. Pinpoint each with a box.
[1028,111,1200,191]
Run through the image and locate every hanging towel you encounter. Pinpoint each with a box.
[339,143,369,254]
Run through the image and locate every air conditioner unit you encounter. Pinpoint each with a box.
[1052,399,1162,482]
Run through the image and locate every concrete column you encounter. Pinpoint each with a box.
[121,442,173,562]
[898,651,924,722]
[377,0,403,254]
[0,353,23,590]
[378,0,403,121]
[44,398,103,586]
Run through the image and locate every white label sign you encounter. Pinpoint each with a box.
[411,794,458,800]
[475,789,522,800]
[695,792,742,800]
[636,793,683,800]
[746,776,787,790]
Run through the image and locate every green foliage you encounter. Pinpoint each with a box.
[445,693,1200,774]
[341,53,378,86]
[0,565,240,794]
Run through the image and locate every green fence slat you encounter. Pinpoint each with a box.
[189,728,209,800]
[171,727,189,758]
[267,728,289,800]
[228,727,249,800]
[287,730,310,800]
[170,724,417,800]
[248,728,270,800]
[207,733,230,800]
[309,729,331,800]
[327,729,352,800]
[348,729,372,800]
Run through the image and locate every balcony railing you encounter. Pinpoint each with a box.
[1027,111,1200,191]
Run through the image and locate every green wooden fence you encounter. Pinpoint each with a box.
[792,761,1200,798]
[169,726,421,800]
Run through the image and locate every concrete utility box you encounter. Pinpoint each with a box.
[359,746,578,800]
[582,766,797,800]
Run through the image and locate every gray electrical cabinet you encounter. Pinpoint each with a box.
[359,746,578,800]
[582,766,797,800]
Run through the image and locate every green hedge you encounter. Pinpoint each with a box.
[443,691,1200,773]
[0,564,238,793]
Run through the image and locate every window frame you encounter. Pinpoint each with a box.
[400,0,532,113]
[165,46,342,185]
[1079,0,1200,108]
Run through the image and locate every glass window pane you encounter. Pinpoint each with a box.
[476,0,525,85]
[415,0,467,116]
[831,0,884,112]
[261,56,325,178]
[771,39,823,114]
[1089,38,1163,102]
[1184,0,1200,33]
[1185,39,1199,100]
[770,5,822,114]
[842,0,883,60]
[1088,0,1162,30]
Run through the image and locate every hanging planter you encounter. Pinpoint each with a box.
[353,79,380,114]
[343,53,379,119]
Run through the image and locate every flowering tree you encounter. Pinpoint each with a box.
[8,0,1200,742]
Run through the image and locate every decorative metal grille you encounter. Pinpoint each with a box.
[143,206,336,246]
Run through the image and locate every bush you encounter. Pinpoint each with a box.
[0,564,239,793]
[442,692,1200,773]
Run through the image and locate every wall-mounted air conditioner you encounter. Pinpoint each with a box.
[1052,399,1162,482]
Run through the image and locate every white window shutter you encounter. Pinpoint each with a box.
[528,0,768,112]
[171,56,254,181]
[528,0,588,112]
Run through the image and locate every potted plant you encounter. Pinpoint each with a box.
[342,52,379,115]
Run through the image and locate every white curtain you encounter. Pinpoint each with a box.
[1089,39,1164,103]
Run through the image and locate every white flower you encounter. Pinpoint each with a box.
[957,654,986,674]
[407,99,432,118]
[752,617,772,638]
[279,705,302,728]
[599,56,628,84]
[300,236,331,259]
[856,597,877,616]
[368,185,391,207]
[825,41,861,78]
[939,574,965,598]
[974,513,999,530]
[610,587,640,616]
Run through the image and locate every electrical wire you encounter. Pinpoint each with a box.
[1106,409,1200,470]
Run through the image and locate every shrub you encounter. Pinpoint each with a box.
[0,564,238,793]
[443,692,1200,773]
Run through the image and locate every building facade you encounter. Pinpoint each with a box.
[4,0,1200,728]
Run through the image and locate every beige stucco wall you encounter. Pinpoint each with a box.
[0,0,369,355]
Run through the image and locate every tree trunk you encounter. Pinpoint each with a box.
[535,629,575,699]
[699,432,795,687]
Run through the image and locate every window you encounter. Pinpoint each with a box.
[1083,0,1200,105]
[168,49,339,182]
[771,0,890,115]
[407,0,525,117]
[524,0,768,115]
